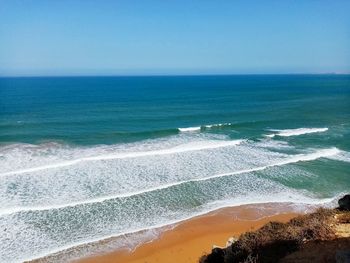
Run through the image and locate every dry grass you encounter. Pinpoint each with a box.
[337,211,350,224]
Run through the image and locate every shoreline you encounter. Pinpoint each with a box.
[75,203,302,263]
[26,201,330,263]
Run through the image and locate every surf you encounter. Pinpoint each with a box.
[178,126,201,132]
[0,147,340,216]
[266,128,328,138]
[0,139,244,177]
[16,194,342,263]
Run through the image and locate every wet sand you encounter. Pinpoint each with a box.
[77,205,299,263]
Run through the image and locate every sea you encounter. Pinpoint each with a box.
[0,75,349,262]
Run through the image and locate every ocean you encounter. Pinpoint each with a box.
[0,75,349,262]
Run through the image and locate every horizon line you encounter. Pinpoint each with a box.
[1,72,350,78]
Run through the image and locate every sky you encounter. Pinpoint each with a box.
[0,0,349,76]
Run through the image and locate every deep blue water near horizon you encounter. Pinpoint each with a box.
[1,75,349,146]
[0,75,350,262]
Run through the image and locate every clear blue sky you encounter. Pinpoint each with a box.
[0,0,349,76]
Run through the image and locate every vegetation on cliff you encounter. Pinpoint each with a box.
[200,195,350,263]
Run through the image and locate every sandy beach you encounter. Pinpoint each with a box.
[77,204,299,263]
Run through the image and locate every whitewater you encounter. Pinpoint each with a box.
[0,129,349,263]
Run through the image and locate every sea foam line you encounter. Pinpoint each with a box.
[0,140,244,177]
[0,147,340,216]
[20,195,341,263]
[266,127,328,138]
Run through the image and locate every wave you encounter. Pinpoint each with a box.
[178,126,201,132]
[178,123,234,132]
[266,128,328,138]
[0,139,244,177]
[0,147,339,216]
[327,150,350,163]
[204,123,233,128]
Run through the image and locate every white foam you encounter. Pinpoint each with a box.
[0,139,244,177]
[0,147,339,216]
[178,126,201,132]
[179,123,232,132]
[327,150,350,163]
[1,137,284,212]
[266,128,328,138]
[204,123,232,128]
[20,194,340,263]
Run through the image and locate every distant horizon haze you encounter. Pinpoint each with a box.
[1,72,350,78]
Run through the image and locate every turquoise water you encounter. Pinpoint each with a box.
[0,75,349,262]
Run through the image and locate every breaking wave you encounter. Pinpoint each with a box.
[266,128,328,138]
